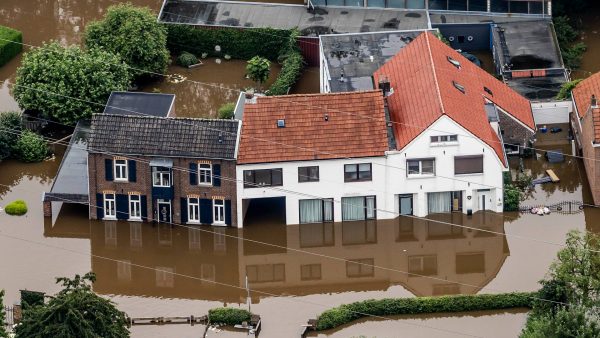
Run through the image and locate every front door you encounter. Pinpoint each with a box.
[157,199,171,223]
[399,195,413,215]
[480,194,486,211]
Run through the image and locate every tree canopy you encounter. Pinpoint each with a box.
[246,56,271,91]
[0,111,22,160]
[13,42,131,125]
[84,3,170,81]
[15,272,129,338]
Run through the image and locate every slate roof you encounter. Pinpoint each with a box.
[237,91,389,164]
[573,72,600,142]
[104,92,175,117]
[373,31,535,165]
[88,114,239,159]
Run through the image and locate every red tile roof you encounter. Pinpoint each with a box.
[573,72,600,141]
[373,31,534,165]
[237,91,389,164]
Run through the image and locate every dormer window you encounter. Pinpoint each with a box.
[453,81,466,94]
[447,56,461,69]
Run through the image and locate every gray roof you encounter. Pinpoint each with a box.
[104,92,175,117]
[88,114,239,159]
[321,30,430,92]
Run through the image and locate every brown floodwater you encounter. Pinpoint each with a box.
[569,4,600,79]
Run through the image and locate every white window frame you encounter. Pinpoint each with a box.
[188,197,200,224]
[407,159,435,177]
[152,167,171,187]
[430,134,458,145]
[198,163,212,185]
[103,193,116,219]
[213,199,225,225]
[128,194,142,221]
[114,159,128,181]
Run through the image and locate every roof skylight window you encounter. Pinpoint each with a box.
[452,81,466,94]
[447,56,461,69]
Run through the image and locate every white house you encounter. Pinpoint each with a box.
[234,31,535,227]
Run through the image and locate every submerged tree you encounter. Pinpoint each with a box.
[0,290,7,338]
[15,272,129,338]
[0,111,22,160]
[85,3,170,81]
[246,56,271,91]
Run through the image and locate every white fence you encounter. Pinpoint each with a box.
[531,100,572,125]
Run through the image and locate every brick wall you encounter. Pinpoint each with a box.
[497,109,535,149]
[580,109,600,204]
[88,153,237,227]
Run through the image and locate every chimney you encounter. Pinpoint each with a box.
[378,76,391,97]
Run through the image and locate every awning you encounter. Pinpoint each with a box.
[149,158,174,168]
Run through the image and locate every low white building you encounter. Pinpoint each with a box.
[235,31,535,227]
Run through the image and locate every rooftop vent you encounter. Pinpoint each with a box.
[452,81,466,94]
[324,114,329,121]
[447,56,461,69]
[277,119,286,128]
[218,132,223,144]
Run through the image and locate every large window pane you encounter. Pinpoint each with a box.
[342,196,366,221]
[428,192,452,213]
[299,199,323,224]
[406,0,425,8]
[422,160,435,174]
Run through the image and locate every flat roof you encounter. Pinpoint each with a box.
[158,0,429,35]
[428,12,550,25]
[104,92,175,117]
[321,29,430,92]
[506,72,568,102]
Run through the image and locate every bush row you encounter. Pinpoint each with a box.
[166,25,304,95]
[0,25,22,67]
[208,308,252,326]
[315,292,535,331]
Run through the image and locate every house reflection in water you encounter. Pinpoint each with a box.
[45,206,508,302]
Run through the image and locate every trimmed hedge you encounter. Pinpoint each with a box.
[316,292,535,331]
[5,199,28,216]
[166,25,303,94]
[176,51,199,68]
[0,25,22,67]
[208,308,252,326]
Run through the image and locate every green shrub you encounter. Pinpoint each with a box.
[20,290,45,311]
[14,130,47,163]
[0,290,7,338]
[0,111,22,160]
[315,293,535,331]
[553,16,587,69]
[556,79,582,101]
[218,102,235,119]
[246,56,271,90]
[0,25,22,67]
[176,51,199,67]
[504,184,521,212]
[267,51,304,96]
[208,308,252,326]
[5,199,28,216]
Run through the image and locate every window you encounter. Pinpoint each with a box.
[152,167,171,187]
[128,194,141,221]
[408,255,437,276]
[452,81,466,94]
[454,155,484,175]
[246,264,285,283]
[300,264,322,281]
[342,221,377,245]
[344,163,372,182]
[428,191,462,213]
[213,199,225,224]
[299,199,333,224]
[198,163,212,185]
[298,166,319,182]
[430,135,458,143]
[299,223,334,248]
[213,228,227,252]
[243,169,283,188]
[407,159,435,176]
[103,193,116,219]
[114,159,128,181]
[117,260,132,281]
[341,196,376,221]
[346,258,374,277]
[104,222,117,247]
[447,56,461,69]
[188,197,200,223]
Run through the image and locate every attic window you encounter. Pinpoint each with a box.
[277,119,285,128]
[484,86,493,96]
[452,81,466,94]
[447,56,461,69]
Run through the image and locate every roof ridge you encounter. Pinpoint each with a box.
[94,113,238,123]
[424,32,447,116]
[256,90,381,100]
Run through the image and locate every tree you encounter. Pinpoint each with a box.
[13,131,48,163]
[84,4,170,81]
[522,306,600,338]
[218,102,235,119]
[14,42,131,125]
[246,56,271,91]
[0,290,8,338]
[556,79,583,100]
[15,272,129,338]
[0,111,22,160]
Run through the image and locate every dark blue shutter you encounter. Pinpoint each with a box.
[96,193,104,219]
[200,199,212,224]
[141,195,148,221]
[190,163,198,185]
[225,199,232,226]
[128,160,136,182]
[116,194,128,220]
[213,164,221,187]
[105,159,114,181]
[180,197,188,224]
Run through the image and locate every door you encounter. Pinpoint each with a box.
[157,199,171,223]
[399,195,413,215]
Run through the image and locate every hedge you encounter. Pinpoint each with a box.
[166,25,304,95]
[208,308,252,326]
[315,292,535,331]
[0,25,22,67]
[4,199,28,216]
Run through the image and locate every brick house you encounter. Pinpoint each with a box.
[87,114,240,226]
[572,72,600,204]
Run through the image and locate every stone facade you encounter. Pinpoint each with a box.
[497,108,535,151]
[88,153,238,227]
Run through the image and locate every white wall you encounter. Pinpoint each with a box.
[235,116,507,227]
[531,100,572,125]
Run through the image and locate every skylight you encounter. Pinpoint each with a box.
[447,56,461,69]
[452,81,466,94]
[484,86,493,96]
